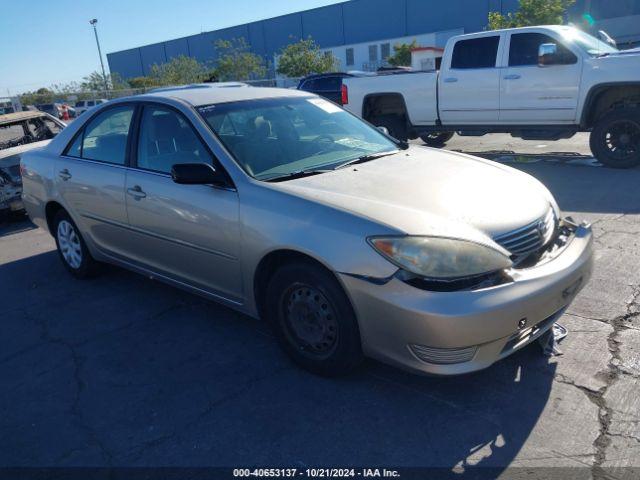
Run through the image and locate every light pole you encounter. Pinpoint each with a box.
[89,19,109,94]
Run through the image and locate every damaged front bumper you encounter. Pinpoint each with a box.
[340,219,594,376]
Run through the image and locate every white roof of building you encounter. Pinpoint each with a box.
[139,83,312,106]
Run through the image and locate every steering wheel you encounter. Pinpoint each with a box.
[312,134,336,154]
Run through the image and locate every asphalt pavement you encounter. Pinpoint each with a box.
[1,148,639,478]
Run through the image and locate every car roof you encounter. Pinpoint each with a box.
[0,111,48,125]
[139,83,312,107]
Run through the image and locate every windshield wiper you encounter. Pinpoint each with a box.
[263,169,333,183]
[335,150,400,170]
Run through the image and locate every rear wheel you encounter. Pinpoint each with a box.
[53,210,99,278]
[590,108,640,169]
[265,262,363,376]
[420,132,454,148]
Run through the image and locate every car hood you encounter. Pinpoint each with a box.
[276,146,554,244]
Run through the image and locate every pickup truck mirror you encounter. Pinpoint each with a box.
[171,163,221,185]
[538,43,558,67]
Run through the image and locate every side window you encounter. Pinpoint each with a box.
[316,77,341,91]
[509,33,577,66]
[66,133,83,158]
[451,36,500,69]
[137,105,211,174]
[82,106,135,165]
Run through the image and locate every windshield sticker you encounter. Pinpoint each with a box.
[307,98,342,114]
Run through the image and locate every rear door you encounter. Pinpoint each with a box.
[55,104,134,256]
[123,103,242,302]
[439,34,503,124]
[500,31,583,123]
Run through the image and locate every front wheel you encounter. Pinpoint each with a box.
[420,132,454,148]
[590,108,640,169]
[265,262,363,377]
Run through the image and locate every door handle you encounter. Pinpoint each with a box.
[443,77,458,83]
[503,74,522,80]
[127,185,147,200]
[58,169,72,181]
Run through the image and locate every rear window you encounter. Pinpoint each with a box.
[451,36,500,69]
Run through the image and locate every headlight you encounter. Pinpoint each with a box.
[368,236,512,280]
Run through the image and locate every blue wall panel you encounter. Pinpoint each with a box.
[342,0,406,44]
[263,13,303,54]
[247,21,267,56]
[302,4,344,47]
[164,37,190,60]
[139,43,166,76]
[407,0,492,36]
[186,33,212,64]
[107,48,143,79]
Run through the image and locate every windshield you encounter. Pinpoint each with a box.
[198,97,398,181]
[560,28,619,56]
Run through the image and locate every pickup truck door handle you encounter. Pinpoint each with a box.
[443,77,458,83]
[503,74,522,80]
[58,169,72,181]
[127,185,147,200]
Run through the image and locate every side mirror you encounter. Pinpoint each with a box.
[171,163,220,185]
[377,126,390,135]
[538,43,558,66]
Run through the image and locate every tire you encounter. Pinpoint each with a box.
[590,107,640,169]
[0,209,8,224]
[53,210,99,278]
[421,132,455,148]
[372,114,408,142]
[265,261,363,376]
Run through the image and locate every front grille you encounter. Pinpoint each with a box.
[409,344,478,365]
[494,209,556,258]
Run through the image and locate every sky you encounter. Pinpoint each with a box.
[0,0,345,95]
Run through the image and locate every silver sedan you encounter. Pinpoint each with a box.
[20,84,593,376]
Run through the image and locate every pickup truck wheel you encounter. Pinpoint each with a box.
[590,108,640,169]
[265,262,363,377]
[421,132,455,148]
[53,210,99,278]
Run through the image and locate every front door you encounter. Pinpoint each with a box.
[55,105,135,256]
[123,104,242,302]
[439,34,502,124]
[500,32,583,123]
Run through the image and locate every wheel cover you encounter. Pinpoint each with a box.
[603,119,640,161]
[282,283,338,358]
[57,220,82,269]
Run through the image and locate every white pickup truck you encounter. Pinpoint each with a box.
[342,25,640,168]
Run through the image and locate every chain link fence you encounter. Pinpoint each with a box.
[19,77,303,108]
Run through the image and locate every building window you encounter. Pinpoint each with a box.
[346,48,354,66]
[381,43,391,60]
[368,44,378,62]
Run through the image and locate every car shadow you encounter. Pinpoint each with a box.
[0,216,37,237]
[1,250,558,478]
[507,161,640,215]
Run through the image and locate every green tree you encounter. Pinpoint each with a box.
[276,37,339,78]
[80,71,129,92]
[387,40,420,67]
[127,76,161,89]
[149,55,209,86]
[213,37,266,81]
[488,0,576,29]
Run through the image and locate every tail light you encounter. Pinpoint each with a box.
[341,84,349,105]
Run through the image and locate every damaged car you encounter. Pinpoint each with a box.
[0,111,65,221]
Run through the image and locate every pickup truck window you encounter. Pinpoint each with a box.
[509,33,577,66]
[451,36,500,69]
